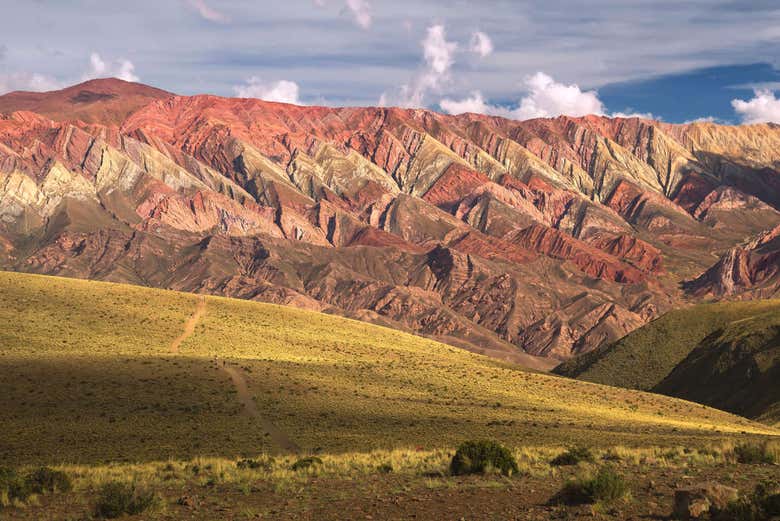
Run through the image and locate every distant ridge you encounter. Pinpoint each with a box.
[0,77,173,124]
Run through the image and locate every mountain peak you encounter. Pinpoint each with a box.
[0,78,174,125]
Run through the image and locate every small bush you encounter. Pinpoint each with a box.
[237,458,272,471]
[722,498,764,521]
[601,450,622,462]
[0,467,30,507]
[377,463,393,474]
[94,482,159,519]
[449,440,518,476]
[721,481,780,521]
[25,467,72,494]
[551,446,595,466]
[734,443,776,464]
[554,467,628,505]
[291,457,323,471]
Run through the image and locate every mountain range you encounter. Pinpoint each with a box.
[1,78,779,369]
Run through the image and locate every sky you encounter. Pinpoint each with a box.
[1,0,780,123]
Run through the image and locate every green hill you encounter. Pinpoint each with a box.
[1,271,775,466]
[555,300,780,423]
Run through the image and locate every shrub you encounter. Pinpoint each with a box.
[236,458,272,471]
[601,450,622,462]
[550,446,595,466]
[94,482,159,519]
[377,463,393,474]
[722,498,764,521]
[721,481,780,521]
[449,440,519,476]
[554,467,628,505]
[734,443,776,464]
[25,467,72,494]
[0,467,30,507]
[291,457,323,471]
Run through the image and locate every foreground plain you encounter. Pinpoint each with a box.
[1,270,779,519]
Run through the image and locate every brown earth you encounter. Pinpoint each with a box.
[3,453,779,520]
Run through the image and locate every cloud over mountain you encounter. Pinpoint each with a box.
[732,89,780,123]
[233,77,301,104]
[440,72,604,119]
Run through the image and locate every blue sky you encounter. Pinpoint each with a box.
[1,0,779,123]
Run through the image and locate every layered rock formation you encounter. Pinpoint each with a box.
[0,78,778,367]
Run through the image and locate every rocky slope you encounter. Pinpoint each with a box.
[0,78,778,367]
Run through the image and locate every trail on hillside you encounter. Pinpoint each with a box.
[170,296,207,353]
[169,295,299,452]
[219,363,300,452]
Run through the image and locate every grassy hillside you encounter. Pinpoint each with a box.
[554,300,780,423]
[555,300,780,388]
[654,312,780,424]
[0,271,776,467]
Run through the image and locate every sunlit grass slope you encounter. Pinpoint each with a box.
[0,271,776,466]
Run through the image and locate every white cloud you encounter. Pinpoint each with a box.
[423,25,457,76]
[440,72,604,120]
[731,89,780,123]
[0,72,62,94]
[82,52,139,82]
[611,110,656,120]
[379,24,457,108]
[514,73,604,119]
[233,77,301,104]
[186,0,230,23]
[683,116,718,124]
[345,0,371,29]
[469,31,493,58]
[439,91,492,116]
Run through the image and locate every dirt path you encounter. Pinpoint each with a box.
[170,296,207,353]
[169,295,299,452]
[220,363,300,452]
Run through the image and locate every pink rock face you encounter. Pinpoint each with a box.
[1,78,779,366]
[686,222,780,298]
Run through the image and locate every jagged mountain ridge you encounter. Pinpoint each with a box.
[1,78,778,367]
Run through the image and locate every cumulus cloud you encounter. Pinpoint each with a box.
[0,72,61,94]
[731,89,780,123]
[82,52,139,82]
[469,31,493,58]
[440,72,604,120]
[233,77,302,104]
[424,25,456,72]
[439,91,492,116]
[513,73,604,119]
[186,0,230,23]
[380,24,457,108]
